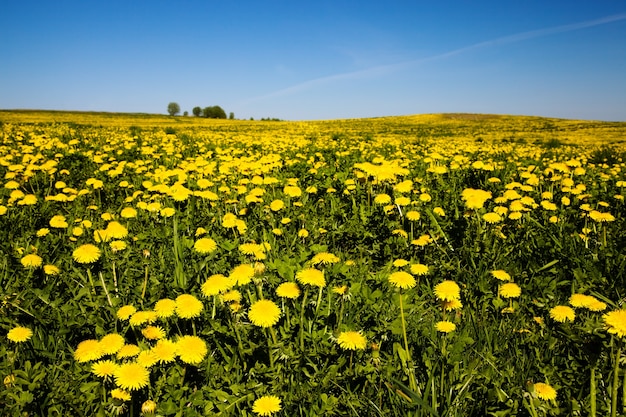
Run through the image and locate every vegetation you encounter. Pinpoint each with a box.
[1,111,626,416]
[166,103,180,117]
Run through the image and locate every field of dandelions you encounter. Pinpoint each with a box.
[2,110,626,416]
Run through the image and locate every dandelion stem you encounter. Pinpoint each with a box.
[399,292,417,392]
[111,261,118,295]
[85,268,95,301]
[611,339,622,417]
[98,271,113,307]
[300,288,309,351]
[590,366,597,417]
[141,265,149,303]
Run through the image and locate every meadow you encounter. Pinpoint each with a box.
[1,110,626,416]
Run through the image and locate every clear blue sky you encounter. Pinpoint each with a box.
[1,1,625,121]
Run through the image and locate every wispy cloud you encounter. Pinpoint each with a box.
[243,13,626,103]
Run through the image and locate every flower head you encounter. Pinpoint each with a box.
[491,270,511,281]
[549,305,576,323]
[388,271,416,289]
[336,331,367,350]
[252,395,282,416]
[533,382,557,401]
[436,321,456,333]
[499,283,522,298]
[603,309,626,337]
[175,294,203,319]
[310,252,340,265]
[193,237,217,254]
[201,274,232,297]
[176,335,207,365]
[116,305,137,320]
[276,282,301,299]
[99,333,125,355]
[434,281,461,301]
[248,299,281,327]
[114,362,150,391]
[74,339,103,362]
[91,360,119,378]
[153,299,177,318]
[21,254,43,268]
[73,244,101,264]
[7,326,33,343]
[296,268,326,288]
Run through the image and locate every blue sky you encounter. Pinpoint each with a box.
[1,1,625,121]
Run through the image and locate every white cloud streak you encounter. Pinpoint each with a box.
[243,13,626,103]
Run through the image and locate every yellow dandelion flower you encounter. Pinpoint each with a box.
[99,333,125,355]
[44,264,60,275]
[461,188,492,210]
[332,285,348,295]
[110,240,127,252]
[248,299,281,327]
[436,321,456,333]
[411,234,432,247]
[142,326,165,340]
[433,207,446,216]
[491,270,511,281]
[175,294,203,319]
[406,210,420,221]
[201,274,232,297]
[136,350,158,368]
[388,271,416,289]
[117,305,137,320]
[337,331,367,350]
[549,305,576,323]
[499,283,522,299]
[310,252,340,265]
[603,309,626,337]
[442,298,463,311]
[252,395,282,416]
[569,294,597,309]
[230,264,255,286]
[151,339,177,364]
[276,282,301,299]
[114,362,150,391]
[21,254,43,268]
[533,382,557,401]
[111,388,131,401]
[296,268,326,288]
[220,289,242,303]
[193,237,217,254]
[269,199,285,211]
[73,244,101,264]
[176,335,207,365]
[141,399,157,414]
[117,344,141,359]
[120,207,137,218]
[49,215,68,228]
[588,300,607,312]
[374,194,392,205]
[7,326,33,343]
[393,259,409,267]
[91,360,119,378]
[483,212,502,224]
[153,299,177,318]
[222,212,238,228]
[74,339,103,362]
[105,221,128,239]
[434,280,461,301]
[410,263,429,275]
[129,311,158,327]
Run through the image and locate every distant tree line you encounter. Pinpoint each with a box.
[167,102,234,119]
